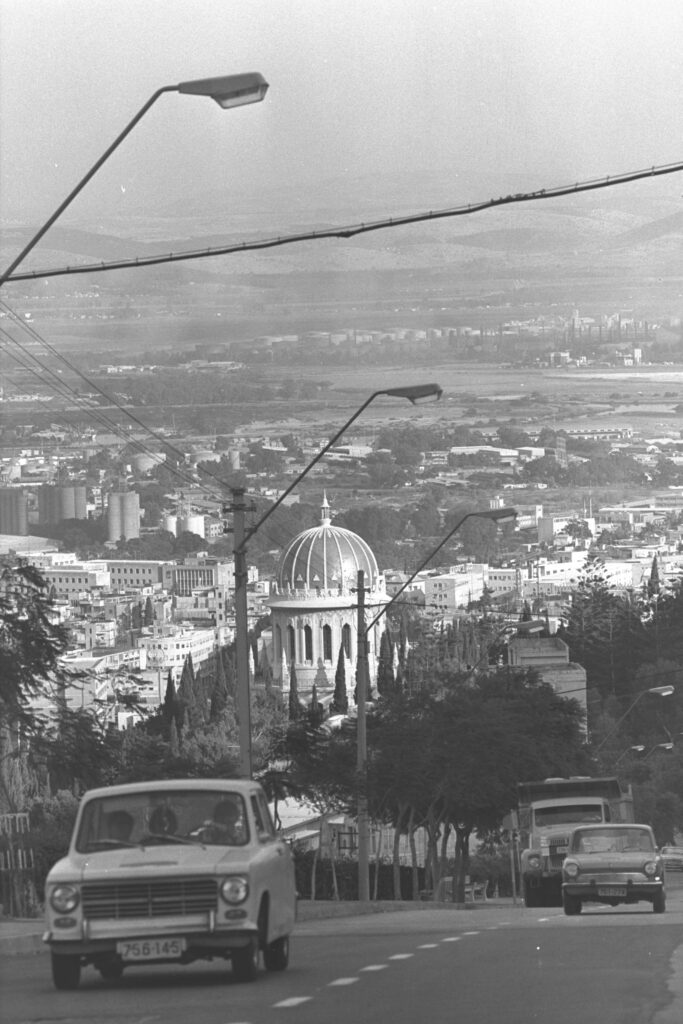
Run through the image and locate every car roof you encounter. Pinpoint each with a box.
[80,779,264,801]
[572,823,653,832]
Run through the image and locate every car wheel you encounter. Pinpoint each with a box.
[51,952,81,991]
[653,890,666,914]
[524,886,540,908]
[232,938,259,982]
[263,935,289,971]
[563,894,582,916]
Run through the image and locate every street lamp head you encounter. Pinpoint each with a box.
[474,508,518,526]
[381,383,443,404]
[176,72,269,109]
[649,685,675,697]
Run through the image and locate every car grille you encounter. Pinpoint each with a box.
[548,835,569,869]
[82,877,217,919]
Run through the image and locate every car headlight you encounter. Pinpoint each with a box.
[221,875,249,904]
[643,861,658,877]
[527,854,541,869]
[563,860,579,879]
[50,884,80,913]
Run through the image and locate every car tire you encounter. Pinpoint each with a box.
[51,952,81,991]
[263,936,289,971]
[653,890,666,914]
[232,938,259,982]
[524,886,540,908]
[563,894,582,916]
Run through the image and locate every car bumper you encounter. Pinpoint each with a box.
[562,881,664,901]
[44,928,257,959]
[44,911,259,957]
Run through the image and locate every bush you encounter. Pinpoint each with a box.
[29,790,80,901]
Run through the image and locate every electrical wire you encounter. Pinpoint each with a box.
[4,159,683,282]
[0,301,232,502]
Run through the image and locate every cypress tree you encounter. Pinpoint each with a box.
[331,645,348,714]
[209,653,230,723]
[376,629,395,696]
[161,670,176,736]
[288,663,302,721]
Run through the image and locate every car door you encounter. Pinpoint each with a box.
[250,790,295,938]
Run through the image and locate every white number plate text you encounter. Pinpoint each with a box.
[116,938,186,961]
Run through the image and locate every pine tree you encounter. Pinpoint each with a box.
[331,645,348,714]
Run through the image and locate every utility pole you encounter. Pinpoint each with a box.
[356,569,370,902]
[228,487,253,779]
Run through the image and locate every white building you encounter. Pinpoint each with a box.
[135,626,216,676]
[266,496,389,696]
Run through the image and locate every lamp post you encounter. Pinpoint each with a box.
[355,505,517,902]
[594,685,675,754]
[0,72,269,288]
[229,382,443,779]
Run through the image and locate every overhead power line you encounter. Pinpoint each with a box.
[4,159,683,282]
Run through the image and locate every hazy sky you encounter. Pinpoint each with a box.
[1,0,682,226]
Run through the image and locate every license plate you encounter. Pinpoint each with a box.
[597,887,627,897]
[116,938,186,962]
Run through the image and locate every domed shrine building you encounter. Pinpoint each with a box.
[266,496,389,702]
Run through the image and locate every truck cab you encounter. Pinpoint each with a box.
[518,777,633,908]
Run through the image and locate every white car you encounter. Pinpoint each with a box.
[43,778,296,990]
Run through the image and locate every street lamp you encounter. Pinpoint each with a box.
[594,685,675,753]
[0,72,268,287]
[230,382,443,780]
[355,505,517,902]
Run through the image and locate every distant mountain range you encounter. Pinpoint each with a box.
[2,168,681,312]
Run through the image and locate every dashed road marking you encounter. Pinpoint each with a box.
[441,936,462,942]
[418,943,439,948]
[329,977,359,986]
[388,953,414,960]
[273,996,313,1007]
[360,964,389,971]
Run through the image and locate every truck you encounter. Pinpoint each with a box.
[517,776,635,908]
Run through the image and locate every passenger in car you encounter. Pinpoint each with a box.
[202,799,243,844]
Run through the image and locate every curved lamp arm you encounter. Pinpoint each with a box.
[0,72,268,287]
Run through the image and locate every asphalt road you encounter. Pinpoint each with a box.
[3,893,683,1024]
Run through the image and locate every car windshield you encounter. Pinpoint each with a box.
[571,828,654,854]
[75,790,250,852]
[534,804,605,827]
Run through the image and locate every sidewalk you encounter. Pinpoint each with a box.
[0,897,515,957]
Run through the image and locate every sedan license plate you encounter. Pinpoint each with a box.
[597,887,627,897]
[117,938,186,962]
